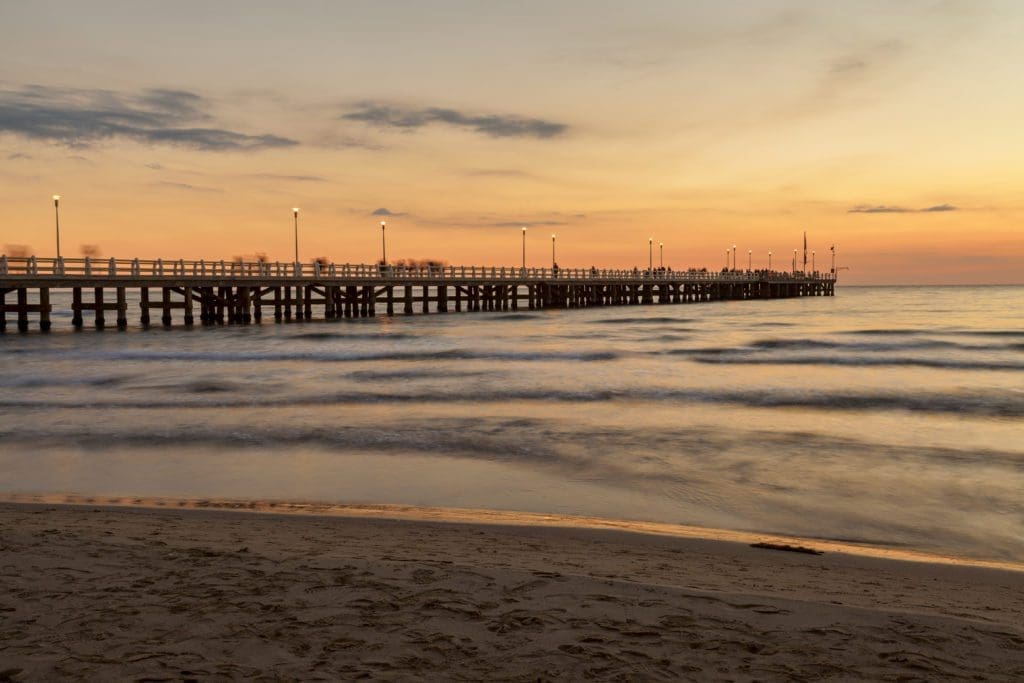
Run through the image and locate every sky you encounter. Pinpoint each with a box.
[1,0,1022,284]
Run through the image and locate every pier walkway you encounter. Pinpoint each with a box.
[0,256,835,332]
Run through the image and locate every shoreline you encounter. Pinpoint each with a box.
[3,491,1022,573]
[3,499,1023,679]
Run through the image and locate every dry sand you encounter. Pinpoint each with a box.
[1,498,1022,681]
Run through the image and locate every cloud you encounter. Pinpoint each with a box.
[7,152,31,160]
[829,55,869,75]
[490,220,566,228]
[848,205,910,213]
[0,85,297,151]
[342,103,568,139]
[463,168,537,179]
[145,162,163,170]
[154,181,222,193]
[848,203,959,214]
[249,173,328,182]
[371,207,404,217]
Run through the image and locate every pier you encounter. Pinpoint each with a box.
[0,256,835,332]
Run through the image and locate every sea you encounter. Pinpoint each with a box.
[1,285,1021,563]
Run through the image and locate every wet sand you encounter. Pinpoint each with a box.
[1,499,1023,680]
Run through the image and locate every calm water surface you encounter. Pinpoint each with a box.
[1,285,1021,561]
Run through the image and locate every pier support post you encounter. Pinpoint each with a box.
[239,286,251,323]
[161,287,171,327]
[140,288,150,326]
[404,284,414,315]
[94,288,106,329]
[72,287,84,328]
[116,287,128,329]
[284,286,292,321]
[386,285,394,316]
[17,289,28,332]
[253,287,263,323]
[323,287,334,320]
[183,287,194,326]
[39,288,51,332]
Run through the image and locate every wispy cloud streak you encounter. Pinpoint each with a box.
[848,204,958,214]
[0,85,297,151]
[342,103,568,139]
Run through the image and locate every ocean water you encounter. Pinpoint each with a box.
[1,285,1021,562]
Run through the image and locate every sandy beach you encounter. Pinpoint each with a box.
[1,499,1022,681]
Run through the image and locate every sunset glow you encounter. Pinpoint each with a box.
[2,2,1022,284]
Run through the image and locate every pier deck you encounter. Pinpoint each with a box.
[0,256,835,332]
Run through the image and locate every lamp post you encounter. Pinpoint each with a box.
[521,226,527,269]
[659,242,664,269]
[648,237,653,271]
[551,234,556,270]
[292,207,299,263]
[748,249,752,272]
[793,249,797,274]
[732,244,737,271]
[381,221,387,264]
[812,250,816,273]
[53,195,61,260]
[831,244,836,274]
[768,251,772,270]
[725,249,729,269]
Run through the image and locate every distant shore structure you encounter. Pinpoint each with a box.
[0,256,835,332]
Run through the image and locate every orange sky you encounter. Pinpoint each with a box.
[1,1,1022,284]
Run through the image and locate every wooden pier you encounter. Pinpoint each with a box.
[0,256,835,332]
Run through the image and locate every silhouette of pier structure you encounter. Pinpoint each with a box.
[0,256,835,332]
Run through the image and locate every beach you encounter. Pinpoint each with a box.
[2,500,1022,681]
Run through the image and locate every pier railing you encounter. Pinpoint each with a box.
[0,256,835,282]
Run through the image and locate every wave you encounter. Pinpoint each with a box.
[50,348,622,364]
[0,374,130,388]
[689,355,1024,371]
[588,316,692,325]
[746,338,1000,352]
[347,369,499,382]
[3,387,1021,417]
[849,328,1024,339]
[293,331,417,341]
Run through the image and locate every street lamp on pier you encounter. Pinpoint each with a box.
[521,227,527,269]
[53,195,62,260]
[812,250,816,273]
[732,244,737,271]
[292,207,299,263]
[551,234,556,270]
[659,242,664,269]
[793,249,797,274]
[768,251,772,270]
[381,221,387,264]
[648,237,653,271]
[748,249,752,272]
